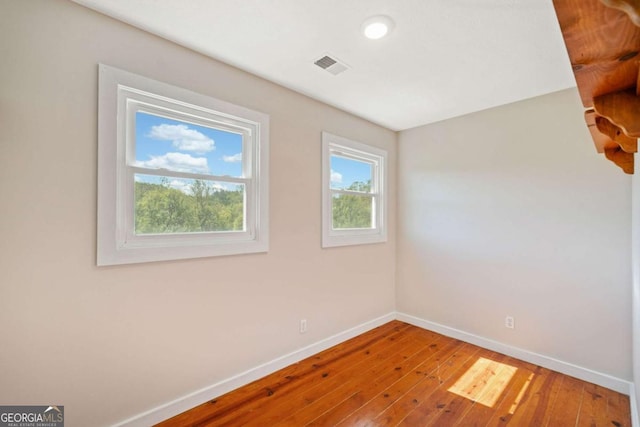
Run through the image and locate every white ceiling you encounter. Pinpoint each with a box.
[73,0,577,131]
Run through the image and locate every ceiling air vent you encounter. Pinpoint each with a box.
[314,54,349,76]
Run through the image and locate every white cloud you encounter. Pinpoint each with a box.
[330,169,343,183]
[148,124,215,153]
[211,183,231,192]
[168,179,191,194]
[223,153,242,163]
[170,180,233,194]
[136,152,209,174]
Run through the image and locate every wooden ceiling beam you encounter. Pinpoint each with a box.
[599,0,640,27]
[593,89,640,138]
[553,0,640,174]
[586,110,615,153]
[595,114,638,152]
[605,145,635,173]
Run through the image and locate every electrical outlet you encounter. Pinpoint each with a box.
[300,319,307,334]
[505,316,515,329]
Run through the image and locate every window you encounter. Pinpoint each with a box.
[97,64,269,265]
[322,132,387,248]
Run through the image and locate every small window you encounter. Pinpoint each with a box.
[98,64,269,265]
[322,132,387,248]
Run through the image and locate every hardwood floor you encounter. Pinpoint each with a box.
[156,321,631,426]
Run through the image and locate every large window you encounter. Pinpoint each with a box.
[322,132,387,247]
[97,64,269,265]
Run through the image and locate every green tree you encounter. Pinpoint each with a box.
[332,180,373,229]
[191,179,215,231]
[135,179,197,233]
[134,179,245,234]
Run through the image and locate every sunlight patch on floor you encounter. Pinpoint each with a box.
[448,357,518,407]
[509,372,534,414]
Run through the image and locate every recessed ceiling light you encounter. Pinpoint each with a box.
[361,15,394,40]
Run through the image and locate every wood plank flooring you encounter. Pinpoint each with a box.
[156,321,631,426]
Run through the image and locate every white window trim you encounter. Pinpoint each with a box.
[97,64,269,266]
[322,131,387,248]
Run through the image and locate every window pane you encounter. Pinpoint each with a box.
[330,155,372,192]
[332,193,373,229]
[134,111,243,177]
[134,174,244,234]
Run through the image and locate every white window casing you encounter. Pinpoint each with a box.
[97,64,269,265]
[322,131,387,248]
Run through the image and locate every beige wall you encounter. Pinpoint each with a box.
[0,1,396,425]
[397,89,632,380]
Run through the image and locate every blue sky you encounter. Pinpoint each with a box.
[134,111,371,194]
[134,111,244,193]
[330,155,372,191]
[135,111,243,176]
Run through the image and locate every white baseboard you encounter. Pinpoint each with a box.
[396,312,632,395]
[632,383,639,427]
[115,311,634,426]
[113,312,396,427]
